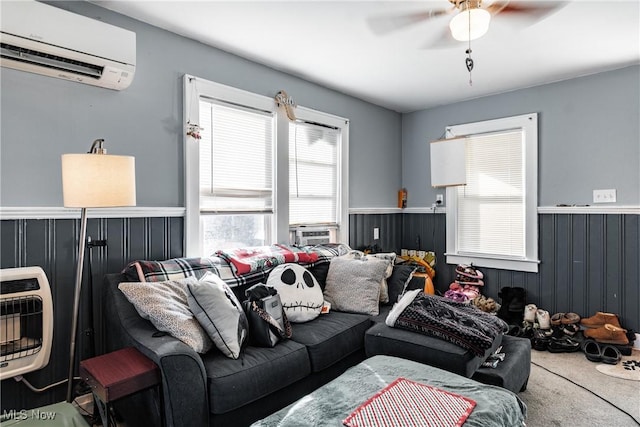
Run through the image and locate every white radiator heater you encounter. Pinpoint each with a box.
[0,266,53,380]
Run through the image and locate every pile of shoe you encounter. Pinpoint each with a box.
[580,311,635,365]
[444,264,486,305]
[525,305,582,353]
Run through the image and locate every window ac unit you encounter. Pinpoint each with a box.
[293,227,337,246]
[0,0,136,90]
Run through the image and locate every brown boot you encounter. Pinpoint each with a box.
[583,323,629,345]
[580,312,621,329]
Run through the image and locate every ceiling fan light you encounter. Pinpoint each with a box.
[449,8,491,41]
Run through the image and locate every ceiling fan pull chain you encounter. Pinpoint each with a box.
[465,48,474,86]
[466,3,473,86]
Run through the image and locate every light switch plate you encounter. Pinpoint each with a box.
[593,189,616,203]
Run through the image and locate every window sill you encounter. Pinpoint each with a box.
[445,253,539,273]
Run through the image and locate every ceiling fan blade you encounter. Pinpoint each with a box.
[421,27,461,50]
[367,7,454,35]
[486,1,567,21]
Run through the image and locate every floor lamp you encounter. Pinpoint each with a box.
[61,139,136,403]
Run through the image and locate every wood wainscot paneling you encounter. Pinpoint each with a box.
[0,216,183,412]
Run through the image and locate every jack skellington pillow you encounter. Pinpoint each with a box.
[267,263,324,322]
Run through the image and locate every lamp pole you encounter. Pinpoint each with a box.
[66,207,88,403]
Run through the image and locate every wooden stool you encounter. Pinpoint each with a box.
[79,347,161,427]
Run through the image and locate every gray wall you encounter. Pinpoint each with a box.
[0,1,402,209]
[402,65,640,208]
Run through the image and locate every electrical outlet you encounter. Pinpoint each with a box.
[373,227,379,240]
[593,189,617,203]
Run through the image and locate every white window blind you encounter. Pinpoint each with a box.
[456,130,525,258]
[289,121,338,225]
[199,100,274,213]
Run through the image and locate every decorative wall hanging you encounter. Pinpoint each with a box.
[275,90,296,121]
[187,76,203,139]
[186,121,203,140]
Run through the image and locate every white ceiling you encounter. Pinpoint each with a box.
[92,1,640,113]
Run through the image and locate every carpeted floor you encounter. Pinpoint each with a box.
[520,348,640,426]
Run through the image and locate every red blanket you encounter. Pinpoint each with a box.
[216,244,317,275]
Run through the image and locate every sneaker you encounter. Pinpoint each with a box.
[548,336,581,353]
[536,309,551,330]
[531,329,551,351]
[524,304,537,323]
[561,323,580,336]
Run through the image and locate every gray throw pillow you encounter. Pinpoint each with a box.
[186,272,248,359]
[118,278,213,353]
[342,251,394,304]
[323,255,389,316]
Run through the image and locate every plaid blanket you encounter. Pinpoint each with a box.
[122,243,350,289]
[215,244,318,275]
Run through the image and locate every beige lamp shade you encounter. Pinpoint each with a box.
[61,153,136,208]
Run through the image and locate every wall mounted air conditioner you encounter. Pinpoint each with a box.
[0,0,136,90]
[292,226,337,246]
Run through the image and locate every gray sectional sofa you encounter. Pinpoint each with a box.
[102,246,527,427]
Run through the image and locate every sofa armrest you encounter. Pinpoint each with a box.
[103,273,208,427]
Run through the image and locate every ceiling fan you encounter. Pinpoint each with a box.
[368,0,566,46]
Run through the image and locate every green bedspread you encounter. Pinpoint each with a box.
[253,355,526,427]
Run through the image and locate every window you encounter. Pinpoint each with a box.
[289,121,338,226]
[445,113,539,272]
[184,75,349,256]
[198,100,274,254]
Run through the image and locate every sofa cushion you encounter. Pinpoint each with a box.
[365,322,503,378]
[471,335,531,393]
[369,304,393,324]
[290,311,371,372]
[267,264,324,322]
[118,279,213,353]
[323,256,388,316]
[186,272,248,359]
[202,339,310,414]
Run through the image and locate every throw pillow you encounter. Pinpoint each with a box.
[386,264,418,305]
[323,255,389,316]
[118,278,212,353]
[266,264,324,323]
[186,272,248,359]
[343,251,394,304]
